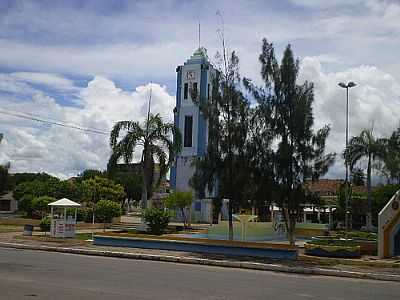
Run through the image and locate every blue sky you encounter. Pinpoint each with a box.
[0,0,399,179]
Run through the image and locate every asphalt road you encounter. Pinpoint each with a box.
[0,248,399,300]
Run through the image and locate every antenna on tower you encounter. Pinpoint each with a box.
[198,20,201,49]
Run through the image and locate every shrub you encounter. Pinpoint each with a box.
[95,200,121,224]
[39,217,51,232]
[144,208,170,235]
[164,191,193,228]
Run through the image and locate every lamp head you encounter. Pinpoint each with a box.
[347,81,357,88]
[338,82,347,88]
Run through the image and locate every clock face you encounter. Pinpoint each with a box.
[186,71,196,81]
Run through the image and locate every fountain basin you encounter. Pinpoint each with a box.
[94,232,298,260]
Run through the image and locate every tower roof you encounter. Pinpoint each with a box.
[184,47,209,65]
[191,47,208,60]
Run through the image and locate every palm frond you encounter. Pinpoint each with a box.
[110,120,142,148]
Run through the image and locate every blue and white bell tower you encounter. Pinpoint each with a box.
[170,47,216,216]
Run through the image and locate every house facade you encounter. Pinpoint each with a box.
[0,192,18,213]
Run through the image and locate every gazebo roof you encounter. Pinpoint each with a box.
[48,198,81,207]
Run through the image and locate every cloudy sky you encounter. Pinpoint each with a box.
[0,0,399,180]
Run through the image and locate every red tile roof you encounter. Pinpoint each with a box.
[306,179,368,195]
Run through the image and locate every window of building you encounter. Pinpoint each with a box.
[207,83,210,100]
[191,82,198,99]
[184,115,193,147]
[0,200,10,211]
[194,201,201,212]
[184,83,188,100]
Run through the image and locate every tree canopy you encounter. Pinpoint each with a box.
[109,113,181,209]
[344,128,386,230]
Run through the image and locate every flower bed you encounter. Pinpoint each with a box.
[305,239,361,258]
[318,231,378,255]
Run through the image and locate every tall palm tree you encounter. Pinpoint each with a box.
[108,114,181,210]
[344,129,385,230]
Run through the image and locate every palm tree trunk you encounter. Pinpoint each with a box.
[141,181,148,210]
[141,148,150,211]
[366,153,373,231]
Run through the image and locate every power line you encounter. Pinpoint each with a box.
[7,109,107,132]
[0,108,110,135]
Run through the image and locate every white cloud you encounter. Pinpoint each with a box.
[12,72,77,91]
[299,56,400,179]
[0,72,78,97]
[1,0,400,181]
[0,77,175,178]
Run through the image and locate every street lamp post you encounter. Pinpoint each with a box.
[338,81,357,231]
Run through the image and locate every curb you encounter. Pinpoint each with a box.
[0,241,399,283]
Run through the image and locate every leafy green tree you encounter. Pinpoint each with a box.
[0,135,10,193]
[76,169,106,183]
[379,127,400,184]
[246,39,335,245]
[12,172,57,186]
[82,176,126,204]
[0,165,9,193]
[32,196,56,218]
[18,194,34,217]
[13,177,83,202]
[95,200,121,230]
[109,114,181,209]
[190,50,251,240]
[109,172,142,205]
[53,180,84,202]
[13,181,49,200]
[242,100,276,221]
[344,128,386,230]
[164,191,194,228]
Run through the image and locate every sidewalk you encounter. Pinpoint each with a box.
[1,231,399,282]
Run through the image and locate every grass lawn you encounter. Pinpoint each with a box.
[332,231,377,241]
[0,225,23,233]
[75,233,92,240]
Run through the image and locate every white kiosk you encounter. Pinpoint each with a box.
[48,198,81,238]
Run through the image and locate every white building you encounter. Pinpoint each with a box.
[170,47,216,223]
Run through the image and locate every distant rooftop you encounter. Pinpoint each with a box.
[306,179,368,195]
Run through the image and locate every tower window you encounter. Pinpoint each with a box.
[184,115,193,147]
[184,83,188,100]
[207,83,210,100]
[191,82,198,99]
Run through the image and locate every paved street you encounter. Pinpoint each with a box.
[0,248,399,300]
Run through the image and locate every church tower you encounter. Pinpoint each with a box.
[170,47,216,212]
